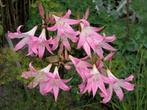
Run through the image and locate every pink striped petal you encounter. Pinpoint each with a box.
[102,43,116,51]
[120,81,134,91]
[47,25,57,31]
[60,82,70,91]
[114,87,124,101]
[63,9,71,18]
[125,75,134,81]
[62,38,71,51]
[38,45,45,58]
[83,42,91,56]
[15,37,28,51]
[77,34,86,48]
[53,87,59,102]
[105,35,116,42]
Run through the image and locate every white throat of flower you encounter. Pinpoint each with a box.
[92,65,101,81]
[26,25,38,35]
[39,28,47,40]
[40,64,52,73]
[53,66,59,75]
[106,69,118,80]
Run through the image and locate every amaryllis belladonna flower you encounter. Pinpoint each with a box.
[21,63,52,89]
[39,66,71,101]
[8,25,38,51]
[82,65,110,97]
[47,9,80,51]
[28,29,56,58]
[69,55,92,81]
[100,69,134,103]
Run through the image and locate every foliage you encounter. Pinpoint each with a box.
[0,0,147,110]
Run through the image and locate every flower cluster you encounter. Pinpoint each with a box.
[8,6,134,103]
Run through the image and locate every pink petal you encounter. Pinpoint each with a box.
[62,77,72,83]
[120,81,134,91]
[101,75,111,84]
[125,75,134,81]
[114,87,124,101]
[62,38,71,51]
[101,86,113,103]
[87,37,96,50]
[28,38,38,54]
[92,33,103,41]
[50,37,59,50]
[29,62,36,72]
[69,55,79,65]
[43,40,53,54]
[39,81,49,95]
[27,48,34,56]
[15,37,28,51]
[21,72,33,79]
[104,52,115,61]
[79,82,86,93]
[92,83,98,97]
[83,7,89,20]
[25,26,38,35]
[95,47,104,59]
[40,80,52,94]
[63,9,71,18]
[8,32,27,39]
[77,34,86,49]
[39,29,46,40]
[105,35,116,42]
[80,19,90,26]
[91,27,102,32]
[97,80,107,95]
[60,82,70,91]
[47,25,57,31]
[102,43,116,51]
[16,25,23,33]
[28,80,39,89]
[107,69,118,81]
[38,45,45,58]
[53,87,59,101]
[83,42,91,56]
[64,19,80,25]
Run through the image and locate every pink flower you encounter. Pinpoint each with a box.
[21,63,52,89]
[28,29,55,58]
[77,21,103,57]
[100,70,134,103]
[69,55,92,81]
[47,9,80,51]
[93,35,116,59]
[69,55,92,93]
[8,25,38,51]
[82,65,109,97]
[39,67,71,101]
[78,14,116,58]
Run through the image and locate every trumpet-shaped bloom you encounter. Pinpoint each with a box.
[93,35,116,59]
[39,67,71,101]
[69,55,92,93]
[69,55,92,80]
[28,29,55,58]
[100,70,134,103]
[82,65,109,97]
[78,18,116,58]
[21,63,52,89]
[77,22,103,57]
[47,9,80,50]
[8,25,38,51]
